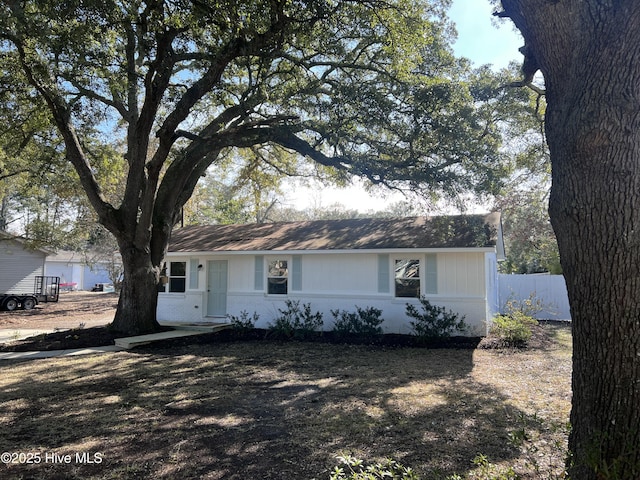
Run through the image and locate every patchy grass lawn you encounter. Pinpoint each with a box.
[0,324,571,480]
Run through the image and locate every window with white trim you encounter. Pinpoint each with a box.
[267,259,288,294]
[395,258,420,298]
[158,261,187,293]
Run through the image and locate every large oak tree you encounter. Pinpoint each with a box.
[0,0,524,335]
[496,0,640,477]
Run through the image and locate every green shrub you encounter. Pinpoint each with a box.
[490,311,538,347]
[405,296,467,341]
[331,306,385,337]
[268,300,323,339]
[467,453,518,480]
[503,291,548,318]
[226,310,259,334]
[331,309,359,337]
[269,315,296,339]
[330,455,419,480]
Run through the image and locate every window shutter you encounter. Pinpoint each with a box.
[378,254,390,293]
[291,255,302,291]
[254,256,264,290]
[189,258,199,289]
[425,253,437,294]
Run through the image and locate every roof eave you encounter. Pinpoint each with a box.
[165,246,500,256]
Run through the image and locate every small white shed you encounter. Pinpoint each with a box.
[158,213,505,336]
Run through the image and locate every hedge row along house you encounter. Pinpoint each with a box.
[158,213,505,335]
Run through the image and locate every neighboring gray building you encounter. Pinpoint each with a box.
[0,232,49,294]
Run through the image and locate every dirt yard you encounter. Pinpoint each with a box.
[0,291,118,330]
[0,325,572,480]
[0,293,573,479]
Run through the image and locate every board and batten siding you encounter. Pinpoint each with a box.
[0,239,46,294]
[157,250,493,335]
[437,252,485,297]
[299,253,379,294]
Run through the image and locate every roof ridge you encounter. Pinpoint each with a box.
[168,213,502,253]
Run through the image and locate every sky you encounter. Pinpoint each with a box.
[286,0,524,214]
[448,0,523,69]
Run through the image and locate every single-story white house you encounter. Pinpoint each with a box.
[157,213,505,336]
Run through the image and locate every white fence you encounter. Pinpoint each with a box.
[497,274,571,321]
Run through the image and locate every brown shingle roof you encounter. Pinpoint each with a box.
[168,213,502,253]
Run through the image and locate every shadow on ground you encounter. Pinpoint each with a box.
[0,339,567,479]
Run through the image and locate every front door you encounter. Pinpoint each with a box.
[207,260,228,317]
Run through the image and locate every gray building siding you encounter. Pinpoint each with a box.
[0,238,46,294]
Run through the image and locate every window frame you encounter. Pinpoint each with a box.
[393,257,422,298]
[158,261,188,293]
[266,257,289,295]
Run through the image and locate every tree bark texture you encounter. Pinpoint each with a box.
[108,241,162,335]
[501,1,640,478]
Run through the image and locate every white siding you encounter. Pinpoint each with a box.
[436,252,485,297]
[227,256,254,292]
[158,292,205,322]
[156,255,205,322]
[0,239,45,294]
[301,254,378,294]
[44,263,74,286]
[222,294,487,336]
[158,250,493,335]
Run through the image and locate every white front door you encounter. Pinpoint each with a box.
[207,260,228,317]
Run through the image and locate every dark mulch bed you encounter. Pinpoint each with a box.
[3,322,566,352]
[1,326,482,352]
[136,328,481,351]
[1,326,121,352]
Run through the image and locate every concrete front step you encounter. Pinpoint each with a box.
[115,323,231,349]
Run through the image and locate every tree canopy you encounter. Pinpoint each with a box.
[0,0,532,334]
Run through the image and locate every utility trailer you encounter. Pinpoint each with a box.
[0,276,60,311]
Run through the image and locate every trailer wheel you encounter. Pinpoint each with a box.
[4,297,18,311]
[22,297,36,310]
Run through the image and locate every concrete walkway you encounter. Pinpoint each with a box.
[0,328,58,344]
[114,324,230,348]
[0,323,231,361]
[0,345,123,361]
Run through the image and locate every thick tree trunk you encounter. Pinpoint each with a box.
[108,243,162,336]
[546,26,640,480]
[548,94,640,479]
[500,1,640,478]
